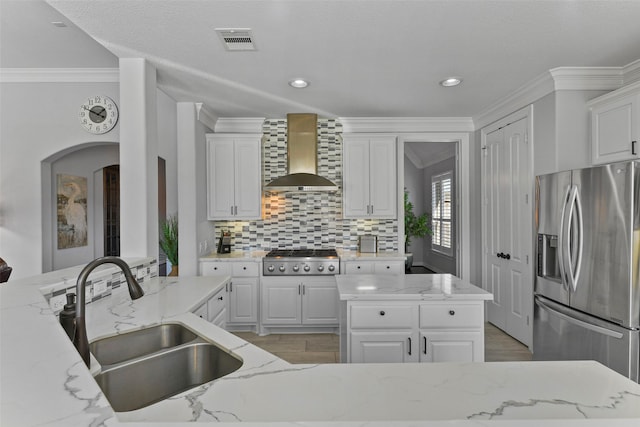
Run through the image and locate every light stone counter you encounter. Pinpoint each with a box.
[336,273,493,300]
[338,250,406,261]
[1,265,640,427]
[199,251,267,261]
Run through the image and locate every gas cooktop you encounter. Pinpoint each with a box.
[263,249,339,276]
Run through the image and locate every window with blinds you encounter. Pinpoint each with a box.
[432,171,453,256]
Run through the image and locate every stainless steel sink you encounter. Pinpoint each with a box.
[90,323,202,367]
[94,342,243,412]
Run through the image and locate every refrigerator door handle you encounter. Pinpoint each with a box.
[565,185,584,293]
[535,297,624,339]
[558,185,571,290]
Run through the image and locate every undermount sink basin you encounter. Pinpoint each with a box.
[93,342,243,412]
[90,323,202,367]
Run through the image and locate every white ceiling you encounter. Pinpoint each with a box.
[2,1,640,120]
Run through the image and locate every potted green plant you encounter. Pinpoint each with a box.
[404,189,432,271]
[160,215,179,276]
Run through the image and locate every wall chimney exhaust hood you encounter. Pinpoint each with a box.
[264,113,338,192]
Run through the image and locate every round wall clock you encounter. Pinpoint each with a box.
[79,95,119,134]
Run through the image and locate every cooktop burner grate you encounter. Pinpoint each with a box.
[265,249,338,258]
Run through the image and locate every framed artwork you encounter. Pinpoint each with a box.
[57,174,88,249]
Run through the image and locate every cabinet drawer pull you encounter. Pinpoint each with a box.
[243,266,247,270]
[386,266,390,269]
[449,310,455,316]
[379,310,385,316]
[423,336,427,354]
[214,266,218,270]
[357,266,361,269]
[408,337,412,355]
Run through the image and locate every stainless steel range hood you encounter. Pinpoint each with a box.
[264,113,338,192]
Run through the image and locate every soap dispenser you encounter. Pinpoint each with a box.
[59,293,76,340]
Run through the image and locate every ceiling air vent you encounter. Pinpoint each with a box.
[215,28,256,51]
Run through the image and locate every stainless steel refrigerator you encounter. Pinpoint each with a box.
[534,161,640,382]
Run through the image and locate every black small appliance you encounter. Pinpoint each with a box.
[217,231,231,253]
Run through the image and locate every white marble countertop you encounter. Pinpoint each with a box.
[336,273,493,301]
[199,251,266,261]
[2,266,640,427]
[339,250,406,261]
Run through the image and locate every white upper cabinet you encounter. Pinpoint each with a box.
[343,134,397,219]
[589,82,640,165]
[206,134,262,220]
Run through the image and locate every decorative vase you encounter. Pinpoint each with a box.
[169,265,179,276]
[405,253,413,272]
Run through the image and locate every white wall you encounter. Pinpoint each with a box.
[176,103,215,276]
[157,90,179,217]
[50,144,119,270]
[0,81,120,279]
[403,156,425,263]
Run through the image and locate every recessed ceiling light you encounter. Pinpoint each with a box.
[440,77,462,87]
[289,79,309,88]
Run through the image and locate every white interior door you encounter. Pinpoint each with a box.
[482,110,533,347]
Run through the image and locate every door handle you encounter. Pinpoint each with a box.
[535,297,623,339]
[564,185,583,292]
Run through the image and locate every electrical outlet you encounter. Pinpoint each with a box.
[49,293,67,312]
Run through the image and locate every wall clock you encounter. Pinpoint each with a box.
[79,95,119,134]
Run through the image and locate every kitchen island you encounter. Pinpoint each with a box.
[336,274,493,363]
[1,264,640,426]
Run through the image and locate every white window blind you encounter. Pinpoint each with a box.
[432,171,453,256]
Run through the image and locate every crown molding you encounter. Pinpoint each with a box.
[549,67,623,90]
[339,117,474,133]
[194,103,218,131]
[623,59,640,85]
[404,144,423,169]
[473,66,625,129]
[0,68,119,83]
[214,117,265,133]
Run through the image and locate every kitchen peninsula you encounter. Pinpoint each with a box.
[2,262,640,426]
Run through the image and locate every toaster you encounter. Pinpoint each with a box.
[358,235,378,253]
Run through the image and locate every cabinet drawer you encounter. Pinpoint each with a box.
[419,303,483,329]
[207,288,226,322]
[345,263,374,274]
[232,262,258,277]
[193,302,208,319]
[200,262,231,276]
[350,305,416,329]
[373,262,403,274]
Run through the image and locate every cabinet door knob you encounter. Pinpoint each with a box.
[357,266,361,269]
[218,296,223,301]
[505,253,511,260]
[386,266,390,269]
[243,266,247,270]
[379,310,385,316]
[449,310,455,316]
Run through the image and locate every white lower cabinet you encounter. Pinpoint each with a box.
[351,331,418,363]
[420,331,481,362]
[342,260,404,275]
[200,260,259,328]
[261,276,338,327]
[346,300,484,363]
[192,285,227,329]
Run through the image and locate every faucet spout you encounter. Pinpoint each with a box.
[73,256,145,367]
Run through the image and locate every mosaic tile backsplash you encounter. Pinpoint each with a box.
[213,119,398,251]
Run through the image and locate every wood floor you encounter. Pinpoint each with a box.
[233,322,531,364]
